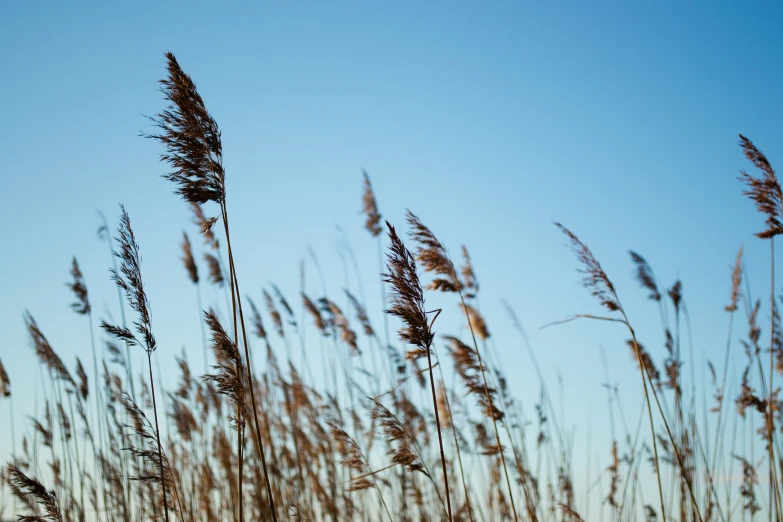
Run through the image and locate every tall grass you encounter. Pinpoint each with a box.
[2,52,782,522]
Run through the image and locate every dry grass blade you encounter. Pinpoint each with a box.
[204,253,224,286]
[8,463,63,521]
[302,293,326,334]
[0,358,9,397]
[246,296,268,339]
[735,456,760,514]
[407,211,519,521]
[667,280,682,313]
[103,205,156,354]
[321,299,359,355]
[181,231,199,284]
[460,245,478,297]
[190,202,219,249]
[264,289,284,337]
[146,52,225,206]
[345,289,374,337]
[203,310,246,426]
[271,283,297,328]
[559,502,585,522]
[555,222,678,522]
[370,398,428,477]
[406,210,460,292]
[463,304,490,341]
[119,393,177,500]
[629,251,661,301]
[328,420,371,477]
[361,170,382,237]
[66,257,91,314]
[25,313,74,387]
[75,358,88,401]
[628,339,660,388]
[555,222,620,312]
[738,134,783,239]
[383,220,452,521]
[726,246,743,312]
[444,335,504,422]
[383,221,432,356]
[100,205,170,522]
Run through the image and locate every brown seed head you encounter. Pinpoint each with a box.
[8,463,63,522]
[383,221,433,357]
[361,171,382,237]
[629,251,661,301]
[189,202,219,250]
[726,246,743,312]
[203,253,223,286]
[148,52,226,206]
[460,245,478,297]
[0,359,10,398]
[181,232,199,284]
[66,257,91,315]
[738,134,783,239]
[102,206,156,355]
[406,210,460,292]
[556,223,621,312]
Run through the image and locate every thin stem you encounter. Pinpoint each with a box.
[768,238,781,520]
[625,321,667,522]
[454,284,520,522]
[147,353,170,522]
[436,354,474,522]
[424,311,452,521]
[222,204,278,522]
[102,211,136,401]
[196,283,209,375]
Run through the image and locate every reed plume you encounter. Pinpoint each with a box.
[459,246,478,298]
[345,290,375,337]
[8,464,63,522]
[148,52,276,521]
[203,310,246,428]
[629,251,661,301]
[726,246,743,312]
[190,201,219,250]
[738,134,783,239]
[556,222,669,521]
[100,205,170,522]
[247,296,268,340]
[737,133,783,515]
[147,53,225,205]
[382,220,452,521]
[361,170,382,237]
[555,223,620,312]
[406,210,517,521]
[370,398,428,477]
[0,358,10,398]
[406,210,459,293]
[204,253,224,286]
[66,258,90,315]
[181,231,199,284]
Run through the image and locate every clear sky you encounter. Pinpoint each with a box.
[2,2,783,518]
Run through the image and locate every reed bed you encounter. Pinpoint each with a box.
[1,53,782,522]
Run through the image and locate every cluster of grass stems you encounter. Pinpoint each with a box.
[2,53,783,522]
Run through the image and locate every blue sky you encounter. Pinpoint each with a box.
[2,2,783,518]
